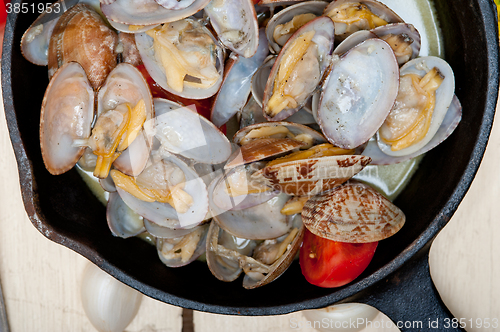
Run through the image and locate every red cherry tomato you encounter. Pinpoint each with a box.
[300,228,378,288]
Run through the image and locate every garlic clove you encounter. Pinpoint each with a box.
[81,263,143,332]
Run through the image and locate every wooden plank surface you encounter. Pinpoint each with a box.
[0,79,498,331]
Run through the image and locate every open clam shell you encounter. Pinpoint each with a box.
[135,19,225,100]
[318,38,400,149]
[242,224,304,289]
[205,0,259,58]
[302,180,405,243]
[251,56,315,117]
[154,98,231,164]
[206,222,257,282]
[252,155,371,196]
[324,0,404,41]
[97,63,155,176]
[265,1,328,54]
[40,62,94,175]
[157,223,209,267]
[363,95,462,165]
[371,23,421,66]
[262,16,335,121]
[48,4,118,89]
[101,0,211,25]
[106,192,146,238]
[209,173,292,239]
[116,154,209,229]
[210,29,269,128]
[376,56,455,157]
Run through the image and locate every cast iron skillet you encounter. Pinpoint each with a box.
[2,0,499,329]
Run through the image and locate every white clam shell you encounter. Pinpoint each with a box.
[376,56,455,157]
[154,98,231,164]
[205,0,259,58]
[318,38,400,149]
[21,18,58,66]
[333,30,376,55]
[135,21,225,99]
[208,174,293,239]
[144,219,198,238]
[106,192,146,238]
[210,29,269,128]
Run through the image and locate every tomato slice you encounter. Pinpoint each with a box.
[300,228,378,288]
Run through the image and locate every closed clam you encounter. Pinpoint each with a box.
[302,180,405,243]
[48,4,118,89]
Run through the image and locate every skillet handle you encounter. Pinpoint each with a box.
[351,244,465,332]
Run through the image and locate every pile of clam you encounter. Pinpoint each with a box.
[24,0,461,288]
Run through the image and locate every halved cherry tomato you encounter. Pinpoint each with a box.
[300,228,378,288]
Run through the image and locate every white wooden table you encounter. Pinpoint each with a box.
[0,59,499,332]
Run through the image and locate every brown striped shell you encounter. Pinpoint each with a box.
[224,138,305,169]
[302,181,405,243]
[251,155,371,196]
[48,4,118,89]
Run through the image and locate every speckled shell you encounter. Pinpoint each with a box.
[252,155,371,195]
[302,181,405,243]
[48,4,118,89]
